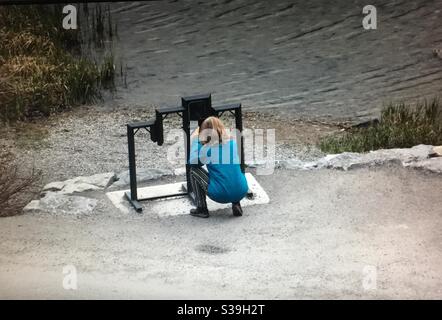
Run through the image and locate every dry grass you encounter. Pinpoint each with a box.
[0,150,40,217]
[319,99,442,153]
[0,5,115,122]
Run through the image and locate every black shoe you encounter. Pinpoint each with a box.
[232,202,243,217]
[190,208,209,218]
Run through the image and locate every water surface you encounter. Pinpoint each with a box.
[109,0,442,120]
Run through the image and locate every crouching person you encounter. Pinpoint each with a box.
[188,116,248,218]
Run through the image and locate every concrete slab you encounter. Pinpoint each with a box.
[106,173,269,216]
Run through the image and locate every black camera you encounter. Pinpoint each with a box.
[151,110,164,146]
[181,93,216,126]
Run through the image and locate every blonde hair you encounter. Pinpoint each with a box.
[199,116,229,145]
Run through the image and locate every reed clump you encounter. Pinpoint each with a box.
[319,99,442,153]
[0,5,116,121]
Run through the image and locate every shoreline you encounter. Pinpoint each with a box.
[0,105,340,186]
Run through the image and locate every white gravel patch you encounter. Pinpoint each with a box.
[106,173,269,216]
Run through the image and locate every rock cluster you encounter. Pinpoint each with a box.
[42,172,116,195]
[23,145,442,215]
[280,145,442,173]
[24,193,98,216]
[23,169,174,215]
[24,172,116,216]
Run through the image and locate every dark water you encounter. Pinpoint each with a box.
[109,0,442,120]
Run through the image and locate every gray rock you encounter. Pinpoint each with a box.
[23,200,41,211]
[61,182,102,194]
[246,160,279,168]
[42,172,116,195]
[280,145,434,171]
[406,158,442,174]
[42,181,65,192]
[23,192,97,216]
[318,151,399,170]
[278,158,308,170]
[72,172,116,188]
[113,168,173,187]
[326,144,433,170]
[431,146,442,157]
[173,167,187,176]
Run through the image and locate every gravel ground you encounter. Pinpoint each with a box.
[0,106,338,186]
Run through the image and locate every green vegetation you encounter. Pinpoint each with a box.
[319,99,442,153]
[0,5,116,122]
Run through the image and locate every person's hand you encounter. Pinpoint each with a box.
[191,127,200,140]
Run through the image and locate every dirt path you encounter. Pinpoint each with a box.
[1,166,441,299]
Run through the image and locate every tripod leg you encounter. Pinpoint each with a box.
[127,125,142,212]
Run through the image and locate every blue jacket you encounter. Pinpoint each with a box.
[189,139,248,203]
